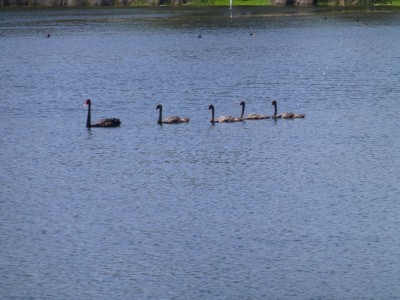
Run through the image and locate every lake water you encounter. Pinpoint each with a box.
[1,5,400,299]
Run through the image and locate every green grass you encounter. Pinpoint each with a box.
[208,0,270,5]
[192,0,400,6]
[195,0,400,5]
[188,0,400,5]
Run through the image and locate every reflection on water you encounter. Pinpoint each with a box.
[1,6,400,299]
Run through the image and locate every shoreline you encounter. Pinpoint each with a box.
[1,0,399,7]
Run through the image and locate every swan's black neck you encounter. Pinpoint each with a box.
[209,105,215,124]
[240,102,245,119]
[157,105,163,125]
[86,102,91,128]
[272,101,277,118]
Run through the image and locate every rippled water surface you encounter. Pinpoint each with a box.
[1,6,400,299]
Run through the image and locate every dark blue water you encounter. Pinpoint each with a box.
[1,6,400,299]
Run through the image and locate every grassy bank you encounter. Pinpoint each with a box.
[188,0,400,5]
[1,0,399,6]
[212,0,270,5]
[216,0,400,4]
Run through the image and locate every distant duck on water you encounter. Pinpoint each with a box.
[84,99,121,128]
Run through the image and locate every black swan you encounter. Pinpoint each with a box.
[240,101,269,120]
[208,104,243,124]
[84,99,121,128]
[156,104,190,125]
[272,100,305,119]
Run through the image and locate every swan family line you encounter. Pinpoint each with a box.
[84,98,305,128]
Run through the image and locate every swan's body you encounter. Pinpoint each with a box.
[84,99,121,128]
[272,100,305,119]
[208,104,242,124]
[156,104,190,125]
[240,101,269,120]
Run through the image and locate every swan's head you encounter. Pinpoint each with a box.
[156,104,162,110]
[272,100,277,106]
[84,99,91,106]
[208,104,214,110]
[239,101,245,106]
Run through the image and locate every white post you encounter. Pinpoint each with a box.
[229,0,232,9]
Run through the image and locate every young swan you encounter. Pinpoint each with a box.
[272,100,305,119]
[208,104,243,124]
[239,101,269,120]
[156,104,190,125]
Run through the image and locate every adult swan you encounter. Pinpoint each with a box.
[156,104,190,125]
[84,99,121,128]
[272,100,305,119]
